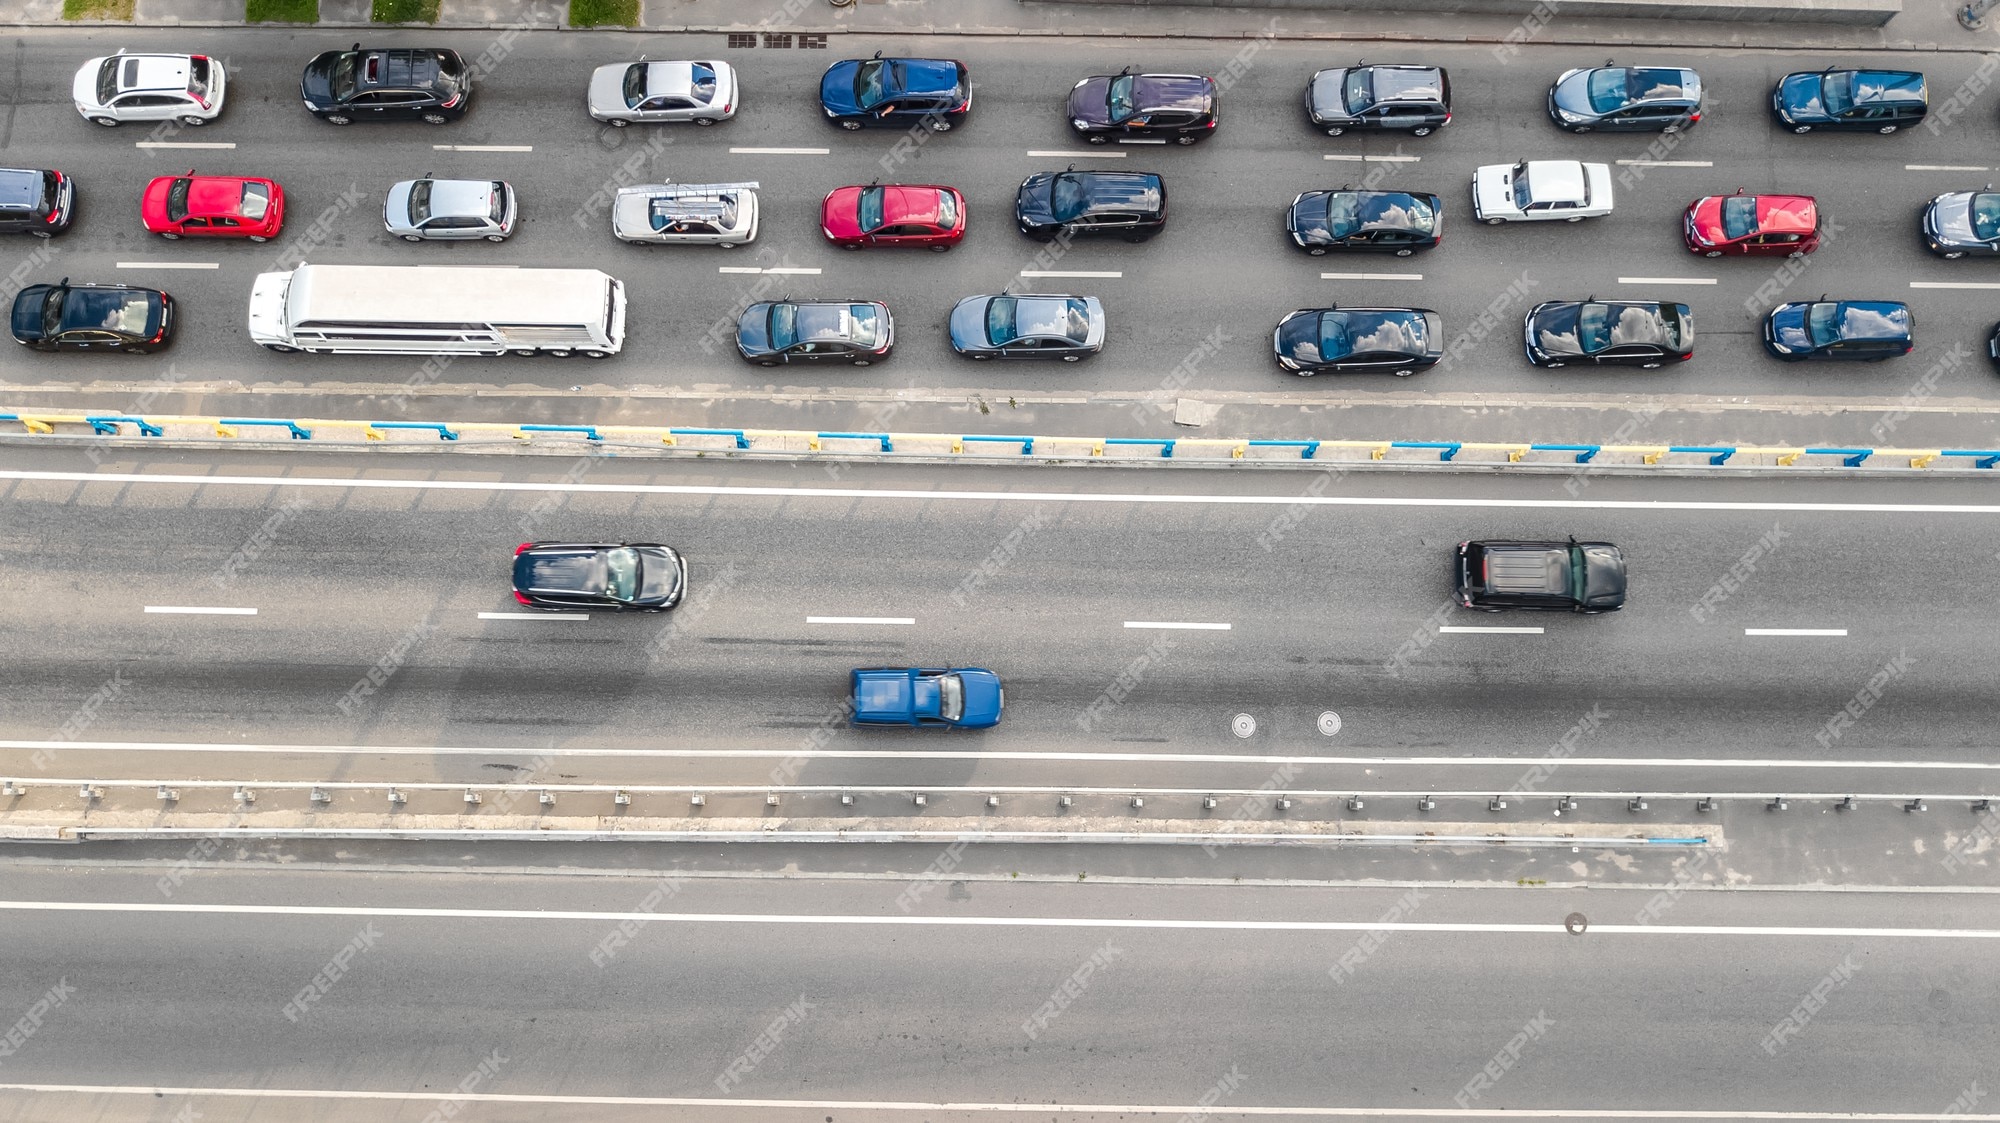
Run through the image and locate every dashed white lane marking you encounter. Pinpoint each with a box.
[1911,281,2000,290]
[1323,153,1420,162]
[432,145,531,152]
[1322,272,1422,281]
[1618,276,1716,285]
[718,266,821,275]
[1614,159,1711,167]
[1027,149,1126,158]
[134,141,233,149]
[1124,621,1230,631]
[729,147,829,155]
[1021,270,1121,278]
[807,616,914,625]
[477,612,588,621]
[143,606,254,616]
[1438,625,1543,634]
[115,262,218,270]
[1908,163,1990,171]
[1745,628,1846,637]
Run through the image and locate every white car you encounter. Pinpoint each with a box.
[612,182,759,247]
[384,178,517,242]
[588,60,736,126]
[1472,160,1613,224]
[73,51,225,127]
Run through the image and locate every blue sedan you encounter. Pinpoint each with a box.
[850,667,1003,729]
[819,53,970,131]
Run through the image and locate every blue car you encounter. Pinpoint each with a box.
[1771,68,1926,134]
[1763,299,1912,362]
[850,667,1003,729]
[819,53,970,132]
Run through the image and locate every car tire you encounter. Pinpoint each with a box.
[1124,234,1148,244]
[1704,250,1723,258]
[422,113,449,125]
[852,359,871,366]
[1088,135,1107,145]
[1661,124,1681,134]
[1573,126,1592,134]
[1878,124,1898,134]
[1792,125,1812,134]
[1544,361,1566,368]
[841,121,863,131]
[160,232,180,240]
[1789,250,1809,259]
[582,349,610,359]
[1944,250,1967,260]
[1308,247,1327,256]
[1411,126,1434,137]
[30,229,51,239]
[1293,369,1317,377]
[510,348,535,356]
[249,235,268,243]
[1062,354,1080,362]
[929,120,953,133]
[485,234,507,243]
[1176,136,1197,145]
[264,343,299,353]
[1484,217,1505,225]
[969,354,989,361]
[1324,126,1345,137]
[1394,368,1414,377]
[325,114,352,126]
[548,349,573,357]
[718,241,740,249]
[91,116,118,127]
[931,244,950,252]
[694,117,716,127]
[1641,361,1663,369]
[1566,216,1584,222]
[178,114,209,127]
[402,234,423,243]
[758,360,777,367]
[609,118,629,128]
[1395,248,1414,257]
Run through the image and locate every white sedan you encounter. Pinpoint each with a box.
[1472,160,1613,224]
[587,59,736,126]
[612,182,759,247]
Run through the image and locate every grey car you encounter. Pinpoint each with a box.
[384,178,516,242]
[588,59,737,126]
[948,294,1105,361]
[612,182,759,246]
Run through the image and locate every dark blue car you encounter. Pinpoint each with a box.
[1763,299,1912,361]
[819,53,970,132]
[1771,68,1926,134]
[850,667,1003,729]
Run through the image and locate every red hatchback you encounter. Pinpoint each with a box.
[821,183,965,251]
[1683,192,1819,258]
[142,172,285,242]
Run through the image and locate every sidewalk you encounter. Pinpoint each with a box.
[13,0,1996,64]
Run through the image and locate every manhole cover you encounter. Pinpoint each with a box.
[1318,711,1342,737]
[1231,713,1257,739]
[1565,912,1589,935]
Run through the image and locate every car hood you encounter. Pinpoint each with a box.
[948,296,991,350]
[956,668,1003,728]
[736,304,774,356]
[819,60,862,115]
[821,187,864,239]
[1686,197,1727,245]
[71,59,106,109]
[1473,165,1515,216]
[10,285,52,341]
[1015,174,1057,226]
[1550,69,1595,116]
[1069,76,1112,125]
[1288,193,1332,241]
[1275,311,1321,364]
[300,52,338,104]
[1777,72,1824,119]
[587,63,628,115]
[635,545,683,606]
[384,180,416,228]
[1580,546,1628,606]
[1767,304,1811,352]
[1928,192,1977,244]
[1307,69,1350,118]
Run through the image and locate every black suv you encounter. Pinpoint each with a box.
[302,46,471,125]
[1456,540,1627,613]
[1015,169,1166,243]
[0,168,72,237]
[1307,65,1451,137]
[511,542,687,611]
[1068,69,1218,145]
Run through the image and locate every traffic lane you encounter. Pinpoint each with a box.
[0,892,1992,1110]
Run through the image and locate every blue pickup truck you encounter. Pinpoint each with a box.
[849,667,1004,729]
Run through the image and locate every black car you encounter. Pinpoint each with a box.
[1547,66,1702,133]
[1287,189,1441,256]
[818,53,970,131]
[1456,539,1627,613]
[1015,169,1166,243]
[1523,300,1692,369]
[1771,67,1926,134]
[736,300,894,366]
[1763,299,1913,362]
[10,279,171,353]
[1921,189,2000,258]
[512,542,687,612]
[949,294,1106,361]
[0,168,72,237]
[1306,64,1451,137]
[1988,322,2000,373]
[1273,306,1442,376]
[1069,69,1217,145]
[302,46,471,125]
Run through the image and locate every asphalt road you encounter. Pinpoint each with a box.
[0,860,1992,1121]
[7,29,2000,446]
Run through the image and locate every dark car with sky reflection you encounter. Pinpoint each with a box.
[949,293,1105,361]
[1547,65,1701,133]
[1771,67,1926,133]
[511,542,687,612]
[737,299,893,366]
[1015,168,1166,243]
[1287,188,1441,256]
[1306,64,1451,137]
[1523,299,1691,369]
[1273,305,1442,376]
[1922,189,2000,258]
[819,53,970,131]
[1068,69,1217,144]
[1763,299,1913,361]
[11,279,171,353]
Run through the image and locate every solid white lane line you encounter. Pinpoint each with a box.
[477,612,588,621]
[1323,154,1420,162]
[2,1083,1986,1122]
[134,141,234,149]
[115,262,219,270]
[1613,159,1712,167]
[1321,272,1422,281]
[718,266,821,275]
[807,616,914,625]
[1911,281,2000,290]
[431,144,531,152]
[1027,149,1126,158]
[1908,163,1990,171]
[1618,276,1716,285]
[143,606,255,616]
[1745,628,1846,637]
[1438,626,1543,634]
[14,472,2000,514]
[1020,269,1121,278]
[729,147,829,155]
[1124,621,1230,631]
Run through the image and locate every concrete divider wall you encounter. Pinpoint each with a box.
[1024,0,1900,27]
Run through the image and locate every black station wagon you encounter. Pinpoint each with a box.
[1015,169,1166,243]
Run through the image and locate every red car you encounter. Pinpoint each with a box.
[141,172,285,242]
[1682,192,1819,258]
[820,183,965,251]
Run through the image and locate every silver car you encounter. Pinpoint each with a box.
[384,178,517,242]
[588,59,737,126]
[612,182,758,247]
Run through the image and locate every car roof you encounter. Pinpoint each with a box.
[1850,69,1926,101]
[1752,194,1817,232]
[356,49,450,89]
[184,176,253,214]
[880,57,963,96]
[878,184,949,223]
[1826,301,1913,339]
[520,547,606,593]
[125,54,194,92]
[1522,161,1587,203]
[1368,65,1447,102]
[0,169,43,208]
[790,302,869,341]
[1131,74,1212,111]
[641,60,702,97]
[420,179,498,217]
[1058,170,1164,209]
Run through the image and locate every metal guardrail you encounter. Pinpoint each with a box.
[5,410,2000,470]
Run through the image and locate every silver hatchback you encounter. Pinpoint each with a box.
[384,178,517,242]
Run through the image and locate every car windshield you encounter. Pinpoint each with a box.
[1586,69,1634,113]
[858,186,886,233]
[329,53,359,101]
[166,178,191,222]
[769,302,799,348]
[1820,71,1854,116]
[622,63,646,108]
[1511,164,1534,209]
[1050,174,1089,223]
[488,183,506,223]
[690,63,717,102]
[1107,74,1138,123]
[1318,312,1353,359]
[938,673,964,722]
[408,180,432,223]
[41,288,63,337]
[1658,303,1687,350]
[1325,193,1361,239]
[1343,68,1373,112]
[240,182,270,221]
[1807,302,1843,347]
[846,303,880,344]
[936,190,959,230]
[603,547,642,603]
[188,56,210,99]
[1576,303,1612,353]
[95,59,118,104]
[1973,194,2000,242]
[854,59,897,110]
[985,296,1016,345]
[1720,195,1759,240]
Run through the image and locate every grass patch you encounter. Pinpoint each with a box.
[568,0,638,26]
[63,0,134,19]
[372,0,438,22]
[247,0,316,21]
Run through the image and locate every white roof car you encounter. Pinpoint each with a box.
[73,51,225,127]
[612,183,759,246]
[588,60,736,125]
[1472,160,1613,224]
[384,178,517,242]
